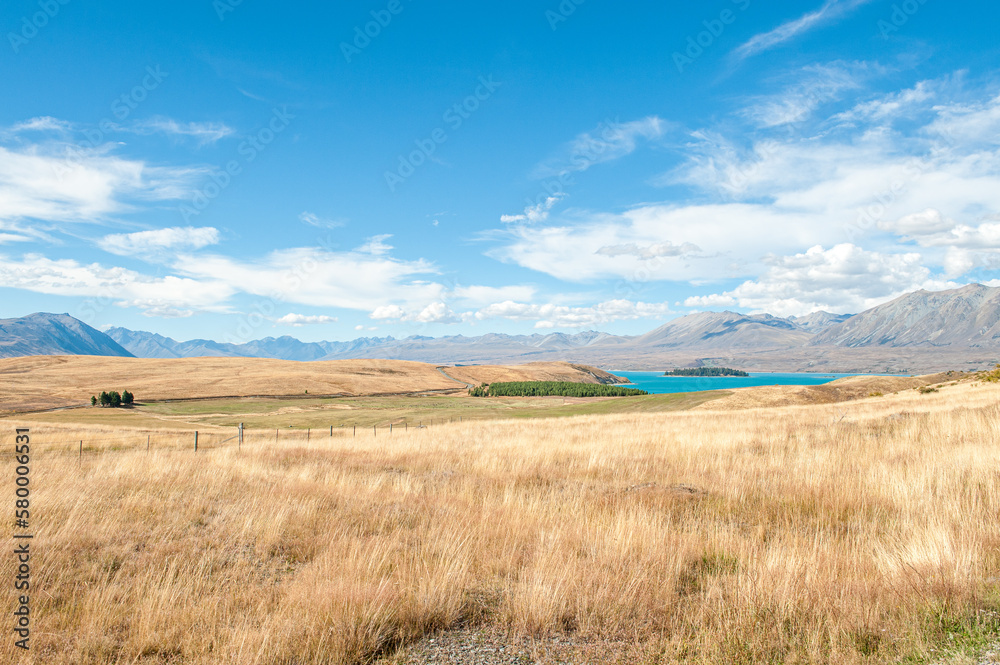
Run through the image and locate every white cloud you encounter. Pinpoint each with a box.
[452,284,537,306]
[501,194,565,224]
[684,294,737,309]
[734,0,875,60]
[299,211,345,229]
[742,62,873,128]
[0,253,235,317]
[8,117,73,134]
[532,117,667,178]
[878,208,957,236]
[688,244,952,317]
[0,143,204,227]
[371,305,406,320]
[276,313,338,326]
[172,247,442,312]
[0,233,32,244]
[355,234,394,255]
[413,302,459,323]
[475,299,672,329]
[126,117,235,145]
[596,241,701,260]
[98,226,220,256]
[370,301,460,324]
[834,81,935,124]
[926,93,1000,147]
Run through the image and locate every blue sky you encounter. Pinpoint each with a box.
[2,0,1000,343]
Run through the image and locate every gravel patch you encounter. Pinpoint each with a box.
[377,628,634,665]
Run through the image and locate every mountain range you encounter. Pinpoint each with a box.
[3,284,1000,373]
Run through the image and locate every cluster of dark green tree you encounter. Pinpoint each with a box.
[90,390,135,407]
[663,367,749,377]
[468,381,648,397]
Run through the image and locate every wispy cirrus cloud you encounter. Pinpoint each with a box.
[531,116,668,178]
[734,0,875,60]
[124,117,235,145]
[299,211,346,229]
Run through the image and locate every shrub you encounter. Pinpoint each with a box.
[469,381,648,397]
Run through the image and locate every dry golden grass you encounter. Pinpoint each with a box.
[443,362,624,387]
[697,372,961,410]
[0,357,613,415]
[1,381,998,663]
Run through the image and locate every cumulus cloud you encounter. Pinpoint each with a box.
[98,226,221,257]
[684,294,737,309]
[493,81,1000,287]
[685,244,952,317]
[370,302,460,324]
[879,209,957,236]
[276,313,338,326]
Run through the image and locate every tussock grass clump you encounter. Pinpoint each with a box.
[2,382,999,663]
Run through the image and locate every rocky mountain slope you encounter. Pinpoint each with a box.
[0,313,134,359]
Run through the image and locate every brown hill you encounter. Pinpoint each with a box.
[0,356,620,416]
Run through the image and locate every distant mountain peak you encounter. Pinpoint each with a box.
[0,313,134,359]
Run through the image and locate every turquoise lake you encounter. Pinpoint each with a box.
[613,371,873,395]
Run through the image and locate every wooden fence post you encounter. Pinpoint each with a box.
[330,426,333,437]
[195,431,199,452]
[353,425,356,437]
[79,440,82,462]
[307,428,311,442]
[147,435,150,453]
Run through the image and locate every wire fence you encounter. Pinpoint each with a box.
[0,420,468,460]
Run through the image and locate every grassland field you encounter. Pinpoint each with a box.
[0,357,997,664]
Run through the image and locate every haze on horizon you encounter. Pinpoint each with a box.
[2,0,1000,344]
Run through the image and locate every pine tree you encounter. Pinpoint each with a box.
[110,391,122,408]
[99,391,111,407]
[91,396,97,406]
